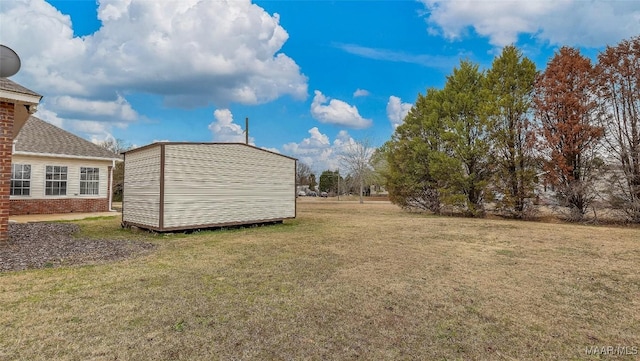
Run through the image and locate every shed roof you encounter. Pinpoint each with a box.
[124,141,297,161]
[14,116,120,160]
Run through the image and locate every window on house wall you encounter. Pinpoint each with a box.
[10,164,31,196]
[80,167,99,195]
[45,165,68,196]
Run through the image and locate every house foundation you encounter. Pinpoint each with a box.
[10,198,110,215]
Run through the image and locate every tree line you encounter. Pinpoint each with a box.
[381,36,640,223]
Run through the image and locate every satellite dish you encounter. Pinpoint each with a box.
[0,45,21,78]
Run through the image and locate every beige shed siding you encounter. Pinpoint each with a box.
[10,154,110,199]
[162,144,295,228]
[123,145,161,227]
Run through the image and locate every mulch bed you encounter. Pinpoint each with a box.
[0,223,157,272]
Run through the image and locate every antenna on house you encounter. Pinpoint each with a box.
[0,45,21,78]
[245,117,249,145]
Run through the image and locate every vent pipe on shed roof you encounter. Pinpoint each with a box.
[245,117,249,145]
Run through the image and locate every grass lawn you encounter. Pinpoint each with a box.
[1,199,639,360]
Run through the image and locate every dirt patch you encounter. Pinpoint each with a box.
[1,223,156,272]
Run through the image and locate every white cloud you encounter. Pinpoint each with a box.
[310,90,372,129]
[283,127,329,154]
[0,0,307,133]
[33,107,65,128]
[261,147,281,154]
[282,128,376,176]
[34,104,126,141]
[283,127,353,172]
[65,119,116,138]
[47,94,138,122]
[420,0,640,47]
[208,108,253,144]
[386,96,412,129]
[337,43,465,69]
[353,88,370,97]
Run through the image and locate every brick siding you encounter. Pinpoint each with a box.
[0,102,15,241]
[10,198,109,215]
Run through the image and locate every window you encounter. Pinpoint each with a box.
[45,166,67,196]
[10,164,31,196]
[80,167,99,195]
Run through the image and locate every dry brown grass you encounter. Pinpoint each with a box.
[1,199,639,360]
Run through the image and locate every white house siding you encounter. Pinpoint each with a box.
[123,145,161,227]
[162,144,295,229]
[9,154,110,200]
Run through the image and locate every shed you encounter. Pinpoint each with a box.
[122,142,296,231]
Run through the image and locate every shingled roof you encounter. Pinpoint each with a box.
[0,78,41,98]
[14,116,120,160]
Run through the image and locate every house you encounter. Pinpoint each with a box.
[10,116,121,215]
[0,77,42,241]
[122,142,296,232]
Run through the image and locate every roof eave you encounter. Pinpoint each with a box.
[13,151,123,162]
[124,141,297,161]
[0,90,42,105]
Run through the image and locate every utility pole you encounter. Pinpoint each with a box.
[337,168,340,201]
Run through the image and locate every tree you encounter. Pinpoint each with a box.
[385,89,445,213]
[296,162,314,187]
[318,170,342,195]
[533,47,604,221]
[484,45,539,218]
[339,138,375,203]
[97,138,131,202]
[96,138,131,154]
[595,36,640,223]
[432,60,491,216]
[309,173,317,192]
[368,147,388,195]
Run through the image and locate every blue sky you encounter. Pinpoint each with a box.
[1,0,639,173]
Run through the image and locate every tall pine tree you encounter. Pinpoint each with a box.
[385,89,445,213]
[485,46,538,218]
[432,60,491,216]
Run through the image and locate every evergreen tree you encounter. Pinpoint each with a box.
[385,89,445,213]
[433,60,491,216]
[484,45,538,218]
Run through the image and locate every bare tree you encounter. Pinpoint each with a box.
[96,137,131,155]
[296,162,316,191]
[296,162,312,184]
[97,138,132,202]
[340,138,375,204]
[595,36,640,223]
[533,47,604,221]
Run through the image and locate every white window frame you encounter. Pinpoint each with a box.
[80,167,100,196]
[10,164,31,196]
[45,165,68,196]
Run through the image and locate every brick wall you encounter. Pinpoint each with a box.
[0,101,14,242]
[10,198,109,215]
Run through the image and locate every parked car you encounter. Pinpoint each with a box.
[320,191,328,197]
[298,191,306,197]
